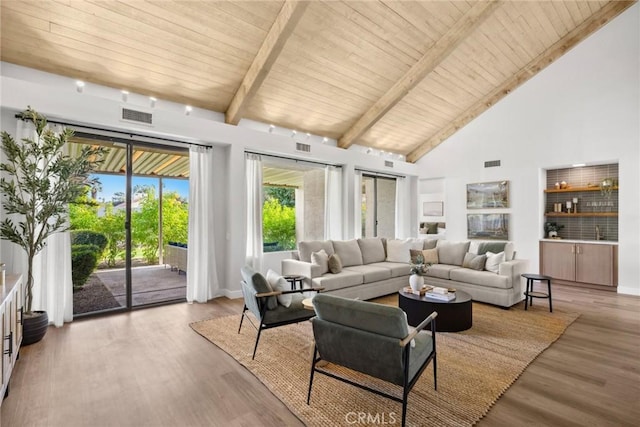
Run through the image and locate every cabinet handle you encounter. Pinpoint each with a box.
[4,331,12,356]
[571,245,575,254]
[18,307,23,325]
[577,246,581,254]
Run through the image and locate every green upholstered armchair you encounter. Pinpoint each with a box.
[307,293,437,427]
[239,266,323,359]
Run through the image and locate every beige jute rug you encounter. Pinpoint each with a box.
[191,299,578,426]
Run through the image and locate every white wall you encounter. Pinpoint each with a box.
[0,62,420,298]
[416,5,640,295]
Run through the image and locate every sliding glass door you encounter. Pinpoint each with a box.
[361,175,396,238]
[69,135,189,316]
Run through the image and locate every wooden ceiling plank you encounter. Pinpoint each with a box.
[406,0,635,162]
[338,0,501,149]
[81,0,256,63]
[225,0,309,125]
[552,1,580,30]
[213,1,284,32]
[4,0,255,76]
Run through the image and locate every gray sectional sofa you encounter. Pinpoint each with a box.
[281,237,529,308]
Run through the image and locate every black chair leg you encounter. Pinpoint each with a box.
[252,325,263,360]
[307,345,318,404]
[238,305,247,333]
[401,386,409,427]
[433,354,438,391]
[547,279,553,312]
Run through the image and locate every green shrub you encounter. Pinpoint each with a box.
[71,244,99,289]
[71,230,108,253]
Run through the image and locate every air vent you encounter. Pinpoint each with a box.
[484,160,501,168]
[384,160,394,168]
[296,142,311,153]
[121,108,153,125]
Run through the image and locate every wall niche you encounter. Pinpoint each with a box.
[544,164,618,242]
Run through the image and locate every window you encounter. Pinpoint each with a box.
[361,175,396,238]
[261,159,332,252]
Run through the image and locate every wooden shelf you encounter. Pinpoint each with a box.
[544,186,618,193]
[545,212,618,217]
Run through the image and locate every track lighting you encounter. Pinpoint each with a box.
[121,90,129,102]
[269,124,275,133]
[76,80,85,93]
[149,97,157,108]
[185,105,192,116]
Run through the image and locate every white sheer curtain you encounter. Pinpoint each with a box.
[324,165,343,240]
[395,176,412,239]
[7,120,74,326]
[353,170,363,238]
[186,145,219,303]
[245,153,263,273]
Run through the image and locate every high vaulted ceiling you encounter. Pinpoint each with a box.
[0,1,634,162]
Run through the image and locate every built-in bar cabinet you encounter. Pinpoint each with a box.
[1,274,24,405]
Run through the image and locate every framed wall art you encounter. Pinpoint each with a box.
[467,213,509,240]
[466,181,509,208]
[422,201,443,217]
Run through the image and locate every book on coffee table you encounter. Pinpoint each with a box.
[425,291,455,301]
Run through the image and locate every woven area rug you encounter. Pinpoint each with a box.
[191,300,578,426]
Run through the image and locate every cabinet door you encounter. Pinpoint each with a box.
[540,242,576,281]
[576,244,615,286]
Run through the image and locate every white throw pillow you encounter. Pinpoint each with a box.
[386,239,412,263]
[484,251,505,274]
[265,269,292,307]
[311,249,329,275]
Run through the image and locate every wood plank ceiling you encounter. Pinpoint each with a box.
[1,1,634,162]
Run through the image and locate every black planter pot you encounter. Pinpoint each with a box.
[22,311,49,346]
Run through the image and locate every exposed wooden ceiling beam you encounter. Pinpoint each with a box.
[337,0,501,149]
[406,0,635,163]
[225,0,309,125]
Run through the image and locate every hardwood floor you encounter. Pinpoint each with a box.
[2,284,639,426]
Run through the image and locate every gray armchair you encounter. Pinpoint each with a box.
[307,294,437,427]
[239,266,323,359]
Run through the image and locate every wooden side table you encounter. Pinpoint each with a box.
[522,273,553,312]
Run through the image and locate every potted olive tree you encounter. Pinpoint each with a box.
[0,107,104,345]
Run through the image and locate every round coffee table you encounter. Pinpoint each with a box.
[398,289,472,332]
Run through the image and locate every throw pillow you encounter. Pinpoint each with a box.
[311,249,329,275]
[422,248,439,264]
[462,252,487,271]
[386,239,412,263]
[328,253,343,274]
[253,271,278,310]
[266,269,293,308]
[484,251,505,274]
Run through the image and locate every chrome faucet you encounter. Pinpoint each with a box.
[595,225,604,241]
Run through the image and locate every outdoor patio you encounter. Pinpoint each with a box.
[73,265,187,315]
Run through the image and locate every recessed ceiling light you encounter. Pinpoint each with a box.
[322,137,329,144]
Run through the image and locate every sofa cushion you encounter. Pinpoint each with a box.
[332,239,364,267]
[299,240,334,263]
[422,239,438,250]
[311,249,329,275]
[436,240,470,266]
[424,264,460,280]
[473,241,515,261]
[485,251,505,273]
[411,248,438,265]
[311,270,364,292]
[357,238,386,264]
[386,239,411,263]
[343,265,392,283]
[462,252,487,271]
[450,268,511,289]
[328,253,343,274]
[367,261,411,277]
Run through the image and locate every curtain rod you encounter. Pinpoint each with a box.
[356,168,405,179]
[245,150,341,168]
[14,114,211,149]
